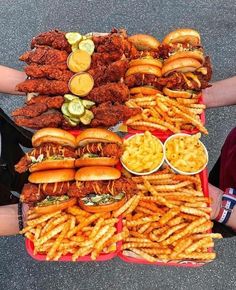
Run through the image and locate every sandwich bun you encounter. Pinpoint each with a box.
[162,58,202,76]
[29,159,75,172]
[76,128,122,147]
[165,50,205,64]
[28,168,75,184]
[34,197,77,214]
[162,28,201,45]
[128,34,160,51]
[75,157,119,167]
[75,166,121,181]
[32,128,76,148]
[163,87,192,98]
[130,86,161,95]
[129,58,163,69]
[78,196,126,213]
[125,65,162,77]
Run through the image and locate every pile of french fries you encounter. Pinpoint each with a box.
[114,166,221,263]
[21,207,127,261]
[125,93,208,134]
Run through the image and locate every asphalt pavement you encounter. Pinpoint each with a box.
[0,1,236,289]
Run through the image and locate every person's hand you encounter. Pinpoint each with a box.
[208,183,223,220]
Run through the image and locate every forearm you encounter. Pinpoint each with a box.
[0,204,19,236]
[203,76,236,108]
[209,183,236,231]
[0,65,26,95]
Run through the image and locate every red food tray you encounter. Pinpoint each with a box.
[117,169,211,267]
[25,218,122,262]
[25,131,211,265]
[126,94,205,138]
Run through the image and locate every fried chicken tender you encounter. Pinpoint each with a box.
[24,63,73,81]
[125,73,162,89]
[89,60,129,87]
[31,30,71,53]
[12,103,48,117]
[91,101,141,127]
[19,46,68,65]
[27,95,64,109]
[86,83,130,103]
[16,79,69,95]
[14,111,63,129]
[91,51,123,67]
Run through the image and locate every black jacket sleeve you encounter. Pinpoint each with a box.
[0,108,33,148]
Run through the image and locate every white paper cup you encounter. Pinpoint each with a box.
[121,133,165,176]
[164,133,208,175]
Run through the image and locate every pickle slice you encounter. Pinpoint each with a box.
[71,44,79,52]
[64,94,78,102]
[79,39,95,55]
[63,115,78,127]
[61,103,71,116]
[65,32,82,45]
[82,100,95,109]
[68,99,85,116]
[80,109,94,125]
[83,32,93,40]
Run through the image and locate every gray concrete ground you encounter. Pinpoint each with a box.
[0,0,236,289]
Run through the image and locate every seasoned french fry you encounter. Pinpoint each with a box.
[129,248,157,263]
[113,195,137,218]
[27,211,61,226]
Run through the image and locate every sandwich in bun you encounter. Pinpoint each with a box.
[68,166,137,212]
[75,128,123,167]
[162,58,202,76]
[20,169,76,213]
[128,34,160,51]
[15,128,77,173]
[162,28,201,46]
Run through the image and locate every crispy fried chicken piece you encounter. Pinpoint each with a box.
[24,63,73,81]
[68,177,137,198]
[86,83,129,103]
[15,143,76,173]
[12,103,48,117]
[77,143,123,158]
[31,30,71,53]
[14,111,63,129]
[20,181,72,203]
[16,79,69,95]
[125,73,163,90]
[92,28,141,60]
[91,51,123,67]
[91,101,141,127]
[19,46,68,65]
[20,183,44,203]
[27,95,64,109]
[89,60,129,87]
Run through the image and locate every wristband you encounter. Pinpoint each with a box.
[215,188,236,224]
[18,202,24,231]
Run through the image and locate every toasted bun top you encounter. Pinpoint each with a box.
[162,58,202,76]
[28,169,75,183]
[163,28,201,45]
[32,128,76,148]
[76,128,122,147]
[75,166,121,181]
[165,50,205,64]
[128,34,160,51]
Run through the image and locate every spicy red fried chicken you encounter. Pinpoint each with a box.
[27,95,64,109]
[13,111,63,129]
[68,166,137,212]
[15,128,76,173]
[20,169,75,204]
[75,128,123,167]
[24,63,73,81]
[12,103,48,118]
[19,46,68,65]
[31,30,71,53]
[91,101,141,127]
[86,83,129,103]
[89,59,129,87]
[16,79,69,95]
